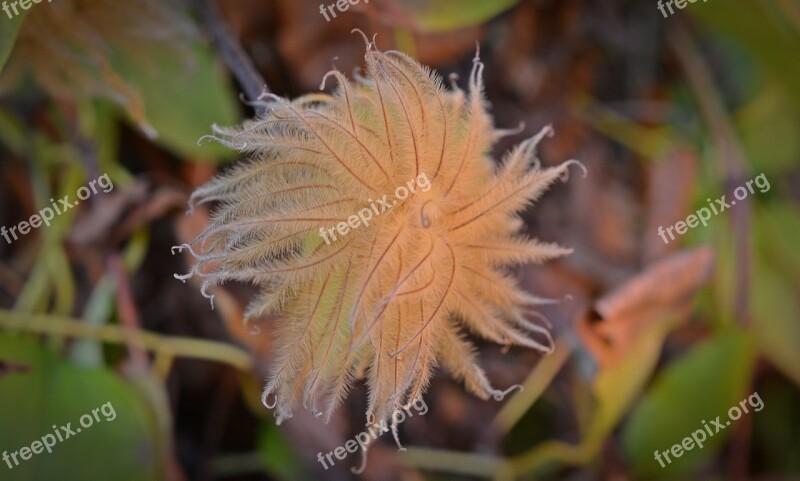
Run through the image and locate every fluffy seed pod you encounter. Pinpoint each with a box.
[175,34,583,433]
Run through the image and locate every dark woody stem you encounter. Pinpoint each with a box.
[196,0,269,116]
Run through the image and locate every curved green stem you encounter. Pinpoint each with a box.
[399,447,509,478]
[493,336,573,433]
[0,309,253,371]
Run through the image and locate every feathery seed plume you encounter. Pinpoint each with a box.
[175,33,584,437]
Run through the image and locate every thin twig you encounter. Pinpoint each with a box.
[669,23,752,326]
[196,0,269,116]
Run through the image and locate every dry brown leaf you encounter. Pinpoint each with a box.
[577,246,714,368]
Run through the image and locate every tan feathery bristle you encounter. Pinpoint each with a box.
[175,32,585,431]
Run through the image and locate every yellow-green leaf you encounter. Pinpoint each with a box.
[0,11,27,73]
[0,334,164,481]
[622,329,757,479]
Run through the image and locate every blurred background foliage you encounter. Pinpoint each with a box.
[0,0,798,480]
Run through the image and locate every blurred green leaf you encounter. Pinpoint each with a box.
[750,204,800,388]
[0,334,164,481]
[751,251,800,388]
[587,316,680,449]
[704,215,737,325]
[0,107,27,154]
[690,0,800,107]
[111,42,239,161]
[622,329,757,479]
[736,89,800,174]
[575,96,677,159]
[0,12,27,73]
[401,0,519,32]
[511,314,682,475]
[257,422,306,481]
[759,203,800,282]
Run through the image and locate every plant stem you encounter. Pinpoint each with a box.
[197,0,269,115]
[493,336,573,433]
[0,309,253,371]
[398,447,509,479]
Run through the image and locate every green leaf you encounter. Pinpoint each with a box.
[736,89,800,175]
[0,107,27,154]
[257,423,307,481]
[689,0,800,108]
[622,329,757,479]
[402,0,519,32]
[0,334,164,481]
[705,216,737,325]
[750,204,800,388]
[110,42,240,161]
[0,11,27,73]
[510,313,682,475]
[758,203,800,283]
[751,252,800,388]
